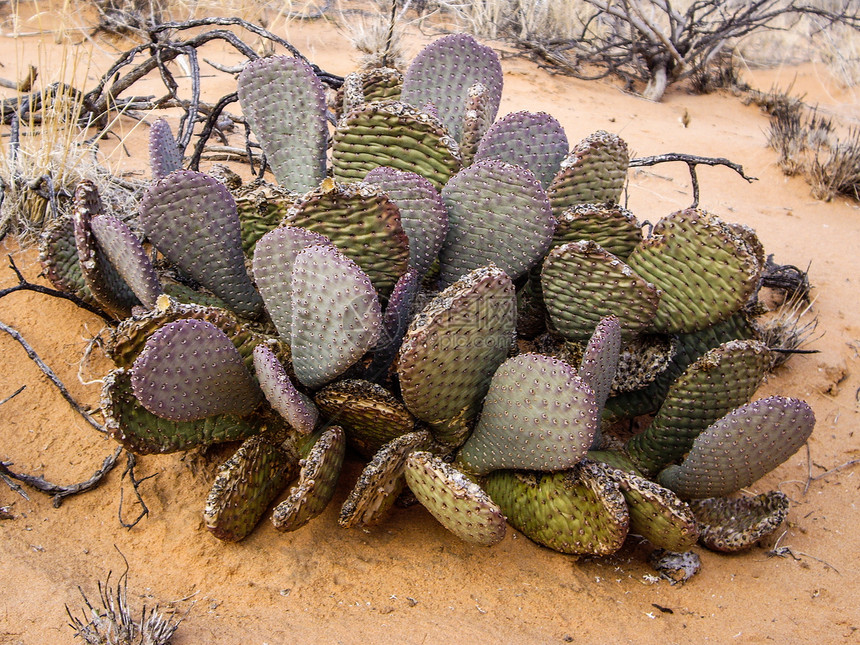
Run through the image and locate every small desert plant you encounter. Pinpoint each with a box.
[66,569,188,645]
[808,129,860,200]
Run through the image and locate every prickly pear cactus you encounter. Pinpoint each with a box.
[474,110,569,189]
[331,101,461,190]
[457,353,599,475]
[401,33,503,143]
[130,318,263,422]
[139,170,264,319]
[149,118,182,180]
[658,396,815,498]
[440,159,555,286]
[548,131,629,215]
[290,244,382,388]
[397,265,516,446]
[237,55,328,193]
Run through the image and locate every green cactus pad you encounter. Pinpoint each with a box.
[90,213,163,309]
[131,319,263,422]
[233,179,300,255]
[605,313,757,419]
[363,167,448,278]
[334,66,403,120]
[237,55,327,193]
[287,180,410,300]
[658,396,815,499]
[474,110,569,189]
[204,433,300,542]
[604,467,699,551]
[401,33,502,143]
[331,101,461,190]
[339,430,432,529]
[253,343,318,434]
[73,180,140,319]
[149,118,182,181]
[458,82,496,166]
[626,209,763,334]
[541,240,660,342]
[690,491,790,553]
[552,203,642,260]
[626,339,773,475]
[404,451,506,546]
[252,225,332,338]
[587,449,643,474]
[139,169,264,319]
[397,265,516,446]
[271,426,346,532]
[457,353,598,475]
[314,379,415,458]
[483,461,629,556]
[290,244,382,388]
[439,159,555,285]
[547,131,629,216]
[102,368,259,454]
[39,215,96,305]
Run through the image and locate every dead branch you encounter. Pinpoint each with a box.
[0,320,107,434]
[0,446,122,508]
[629,152,757,207]
[118,452,156,529]
[0,256,114,323]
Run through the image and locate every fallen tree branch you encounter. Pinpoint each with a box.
[0,446,122,508]
[629,152,757,208]
[0,320,107,435]
[118,453,156,529]
[0,255,113,323]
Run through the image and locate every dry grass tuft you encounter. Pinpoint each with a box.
[66,569,190,645]
[761,92,860,202]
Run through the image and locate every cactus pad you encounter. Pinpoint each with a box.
[102,368,260,454]
[541,240,660,341]
[39,215,95,305]
[404,451,506,546]
[73,180,140,319]
[335,66,403,119]
[474,110,569,189]
[139,170,264,318]
[90,213,163,309]
[548,131,629,215]
[458,82,496,166]
[440,159,555,285]
[401,33,502,143]
[578,316,622,413]
[290,244,383,388]
[690,491,790,552]
[332,101,461,190]
[605,467,699,551]
[363,167,448,277]
[339,430,432,529]
[552,203,642,259]
[626,209,763,334]
[626,339,773,475]
[484,461,629,555]
[252,225,332,338]
[272,426,346,532]
[287,180,410,299]
[130,319,263,422]
[149,118,182,180]
[237,55,327,192]
[204,433,300,542]
[458,353,599,475]
[658,396,815,498]
[253,343,318,434]
[314,379,415,458]
[397,265,516,446]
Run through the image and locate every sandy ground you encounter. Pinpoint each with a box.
[0,10,859,645]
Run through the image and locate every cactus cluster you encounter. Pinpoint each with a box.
[39,34,815,568]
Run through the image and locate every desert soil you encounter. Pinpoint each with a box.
[0,10,858,645]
